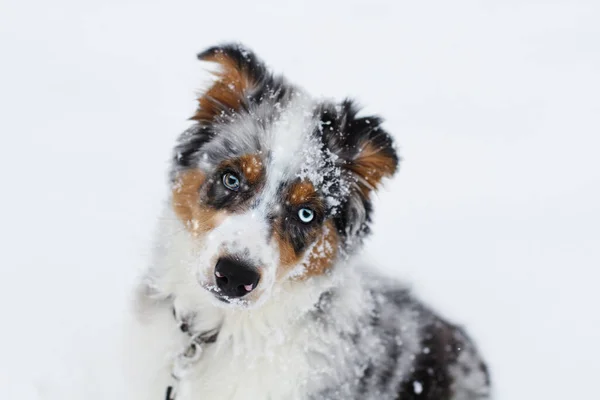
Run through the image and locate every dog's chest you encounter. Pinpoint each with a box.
[174,329,328,400]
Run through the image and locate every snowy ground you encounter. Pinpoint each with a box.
[1,0,599,398]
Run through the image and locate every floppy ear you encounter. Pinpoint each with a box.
[344,123,398,197]
[192,44,270,122]
[319,100,399,238]
[323,100,398,192]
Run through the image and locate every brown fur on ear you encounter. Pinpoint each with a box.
[193,53,250,121]
[348,141,398,196]
[192,45,266,122]
[318,99,399,197]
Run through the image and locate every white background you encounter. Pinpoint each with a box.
[1,0,599,398]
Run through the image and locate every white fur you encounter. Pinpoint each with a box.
[121,210,382,400]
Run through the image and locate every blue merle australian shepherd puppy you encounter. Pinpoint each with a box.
[123,44,491,400]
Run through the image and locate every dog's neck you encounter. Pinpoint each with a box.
[170,276,334,344]
[139,259,367,352]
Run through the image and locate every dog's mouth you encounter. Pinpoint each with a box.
[204,286,229,302]
[212,291,230,304]
[204,285,251,306]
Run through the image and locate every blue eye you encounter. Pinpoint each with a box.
[298,208,314,223]
[222,172,241,191]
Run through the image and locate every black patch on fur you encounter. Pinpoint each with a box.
[277,206,325,255]
[173,125,215,172]
[397,319,464,399]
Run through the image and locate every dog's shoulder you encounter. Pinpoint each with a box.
[394,296,491,399]
[313,269,491,400]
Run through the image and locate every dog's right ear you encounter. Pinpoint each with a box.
[192,44,269,122]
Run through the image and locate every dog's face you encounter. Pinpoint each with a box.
[168,44,398,307]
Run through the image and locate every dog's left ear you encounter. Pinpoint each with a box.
[322,100,398,193]
[320,100,399,238]
[193,44,270,122]
[344,124,398,197]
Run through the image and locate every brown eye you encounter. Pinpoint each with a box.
[222,172,241,191]
[298,207,314,223]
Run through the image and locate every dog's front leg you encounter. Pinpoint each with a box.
[120,289,186,400]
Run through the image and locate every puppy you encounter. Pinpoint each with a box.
[123,44,491,400]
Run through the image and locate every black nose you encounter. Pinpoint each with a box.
[214,257,260,298]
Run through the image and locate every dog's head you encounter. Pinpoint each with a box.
[167,44,398,307]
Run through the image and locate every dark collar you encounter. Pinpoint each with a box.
[166,307,220,400]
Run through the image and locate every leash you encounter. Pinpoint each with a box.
[165,310,219,400]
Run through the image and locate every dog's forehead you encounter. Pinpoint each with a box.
[202,94,337,188]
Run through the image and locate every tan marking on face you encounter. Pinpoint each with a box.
[238,154,264,185]
[288,180,317,206]
[218,154,265,190]
[172,169,224,235]
[275,231,298,268]
[300,221,339,278]
[192,52,253,122]
[270,179,329,276]
[349,141,398,195]
[273,220,339,280]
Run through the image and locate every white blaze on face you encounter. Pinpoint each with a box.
[261,93,320,204]
[196,94,322,304]
[196,210,279,303]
